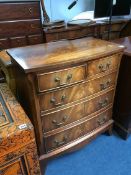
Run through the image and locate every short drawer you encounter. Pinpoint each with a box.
[0,38,10,49]
[28,34,44,45]
[10,36,27,48]
[39,72,117,112]
[44,108,112,152]
[37,65,86,92]
[0,20,42,38]
[87,54,121,77]
[0,2,40,21]
[42,89,114,132]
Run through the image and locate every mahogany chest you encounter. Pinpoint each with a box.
[0,83,41,174]
[7,37,124,173]
[0,0,44,50]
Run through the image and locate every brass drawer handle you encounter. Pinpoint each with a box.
[50,95,66,106]
[54,136,68,147]
[98,98,108,108]
[97,116,107,126]
[98,62,111,72]
[54,74,72,86]
[100,79,111,90]
[67,74,72,81]
[52,115,69,127]
[28,7,32,14]
[54,77,60,83]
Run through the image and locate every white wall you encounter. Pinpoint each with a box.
[44,0,95,22]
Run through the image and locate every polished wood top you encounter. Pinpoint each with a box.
[7,37,124,73]
[112,36,131,57]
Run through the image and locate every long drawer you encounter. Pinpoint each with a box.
[44,108,112,152]
[39,72,117,112]
[0,19,42,37]
[0,2,41,21]
[0,35,44,49]
[42,89,114,132]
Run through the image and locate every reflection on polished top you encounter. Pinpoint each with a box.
[7,37,124,73]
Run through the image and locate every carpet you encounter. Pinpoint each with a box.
[46,133,131,175]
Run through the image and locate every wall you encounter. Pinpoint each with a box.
[44,0,95,22]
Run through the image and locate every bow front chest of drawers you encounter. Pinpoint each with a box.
[7,37,124,172]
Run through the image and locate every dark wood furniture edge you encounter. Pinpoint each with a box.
[114,121,131,140]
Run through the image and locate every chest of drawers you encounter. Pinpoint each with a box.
[7,37,124,173]
[0,0,43,50]
[0,83,41,175]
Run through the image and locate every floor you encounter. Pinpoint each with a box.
[45,132,131,175]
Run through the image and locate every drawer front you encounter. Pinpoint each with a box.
[0,159,26,175]
[67,26,95,39]
[85,89,114,116]
[39,72,116,112]
[0,20,42,37]
[44,108,112,152]
[87,54,121,77]
[39,83,85,112]
[0,2,40,21]
[42,90,114,133]
[85,71,117,96]
[37,65,86,92]
[42,103,85,133]
[28,34,44,45]
[0,38,10,49]
[10,36,27,48]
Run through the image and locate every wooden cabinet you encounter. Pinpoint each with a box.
[0,0,43,50]
[43,19,130,42]
[7,37,124,174]
[0,83,41,175]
